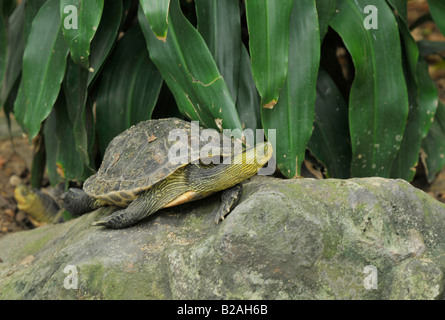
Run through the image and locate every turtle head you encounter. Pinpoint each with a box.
[250,141,273,167]
[215,140,273,187]
[185,141,274,193]
[233,141,273,168]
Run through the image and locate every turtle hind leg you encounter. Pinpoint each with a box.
[214,184,242,224]
[92,179,187,229]
[92,195,163,229]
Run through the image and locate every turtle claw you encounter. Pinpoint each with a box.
[213,185,242,224]
[214,209,228,224]
[91,220,107,227]
[91,215,123,228]
[91,217,114,227]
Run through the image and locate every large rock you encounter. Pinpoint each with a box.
[1,176,445,299]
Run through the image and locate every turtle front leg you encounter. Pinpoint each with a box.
[214,184,242,223]
[91,205,141,229]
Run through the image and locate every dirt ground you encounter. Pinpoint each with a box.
[1,0,445,238]
[0,116,35,235]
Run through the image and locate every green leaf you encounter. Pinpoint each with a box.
[316,0,336,41]
[24,0,47,41]
[421,101,445,183]
[1,1,24,110]
[12,78,26,129]
[391,59,438,180]
[2,0,16,17]
[95,25,163,156]
[308,68,351,178]
[236,45,261,132]
[3,75,19,117]
[0,2,7,93]
[2,0,47,112]
[139,0,243,134]
[196,0,240,103]
[87,0,123,86]
[44,95,85,185]
[387,0,435,179]
[245,0,294,109]
[60,0,104,69]
[195,0,260,132]
[387,0,418,84]
[386,0,407,22]
[62,57,91,171]
[14,0,69,139]
[30,135,46,189]
[261,0,320,178]
[331,0,409,177]
[428,0,445,36]
[10,0,48,129]
[139,0,170,41]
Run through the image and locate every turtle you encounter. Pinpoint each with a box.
[61,118,273,229]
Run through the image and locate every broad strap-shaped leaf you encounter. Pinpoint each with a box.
[14,0,69,139]
[0,0,13,139]
[3,76,19,117]
[60,0,104,69]
[139,0,170,42]
[1,1,24,109]
[95,25,163,156]
[11,0,48,129]
[2,0,16,17]
[63,57,94,174]
[391,59,438,180]
[30,134,46,188]
[428,0,445,36]
[139,0,243,135]
[236,45,261,132]
[387,0,418,84]
[308,68,351,178]
[44,95,85,185]
[24,0,48,41]
[316,0,336,41]
[139,5,212,128]
[421,101,445,183]
[245,0,294,109]
[87,0,123,86]
[0,2,7,93]
[261,0,320,178]
[12,78,26,129]
[2,0,47,111]
[331,0,409,177]
[196,0,241,104]
[196,0,260,132]
[386,0,436,180]
[387,0,407,21]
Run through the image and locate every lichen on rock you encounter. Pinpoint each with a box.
[0,176,445,299]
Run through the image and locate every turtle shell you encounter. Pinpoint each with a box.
[83,118,242,207]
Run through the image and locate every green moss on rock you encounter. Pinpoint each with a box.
[1,177,445,299]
